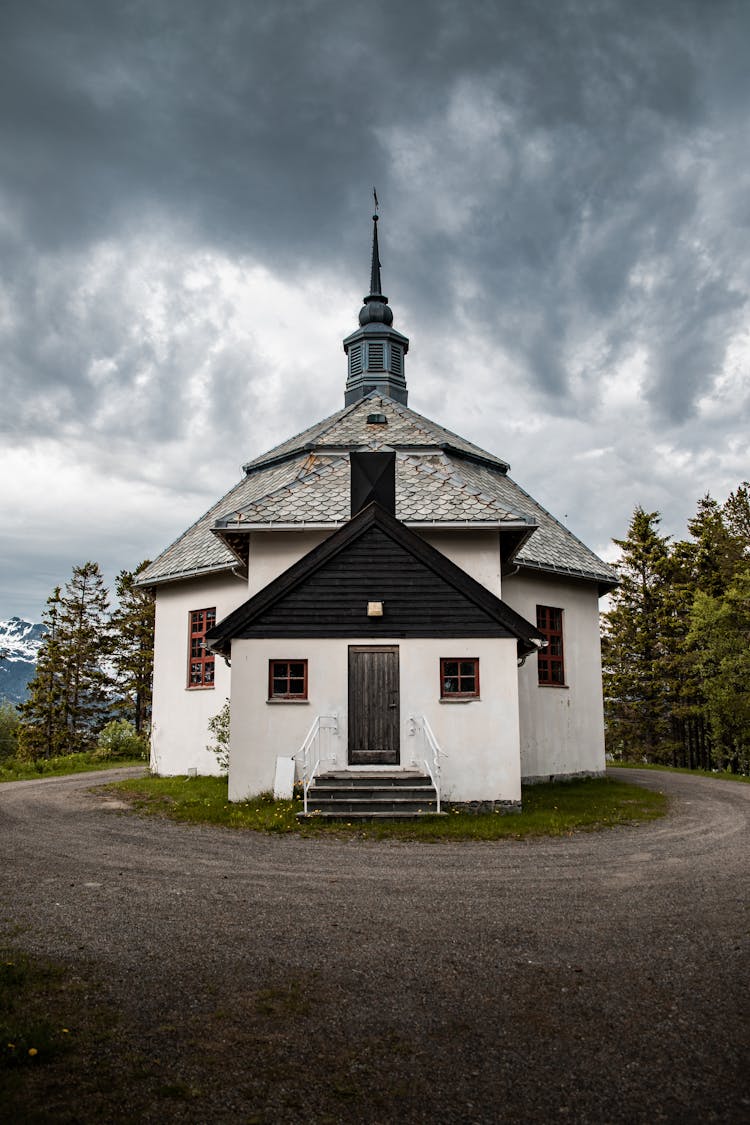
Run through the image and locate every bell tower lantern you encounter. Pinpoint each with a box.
[343,211,409,406]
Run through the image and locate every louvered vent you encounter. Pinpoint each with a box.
[391,345,402,376]
[367,342,385,370]
[349,343,363,377]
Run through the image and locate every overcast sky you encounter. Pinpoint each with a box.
[1,0,748,620]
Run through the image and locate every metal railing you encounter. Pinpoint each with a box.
[294,714,338,814]
[410,714,446,813]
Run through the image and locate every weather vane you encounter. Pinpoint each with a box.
[373,186,379,215]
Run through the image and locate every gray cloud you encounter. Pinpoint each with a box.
[1,0,749,617]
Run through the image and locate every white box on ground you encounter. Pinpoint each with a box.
[273,756,296,800]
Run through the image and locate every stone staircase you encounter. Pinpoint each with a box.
[297,771,445,820]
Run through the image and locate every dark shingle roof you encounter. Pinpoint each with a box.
[139,394,616,590]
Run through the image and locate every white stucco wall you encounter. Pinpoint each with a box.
[416,529,503,596]
[228,636,521,803]
[246,530,329,596]
[150,572,247,775]
[501,572,606,780]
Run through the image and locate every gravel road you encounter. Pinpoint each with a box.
[1,767,747,1123]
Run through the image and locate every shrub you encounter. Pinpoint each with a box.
[0,702,20,761]
[207,699,230,774]
[95,719,147,761]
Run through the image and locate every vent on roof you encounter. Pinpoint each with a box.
[351,451,396,516]
[367,342,385,370]
[349,342,363,377]
[391,345,402,376]
[367,413,388,425]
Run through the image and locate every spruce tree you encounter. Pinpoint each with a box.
[19,563,112,757]
[602,507,675,761]
[57,562,112,750]
[688,569,750,774]
[18,586,66,759]
[109,561,154,735]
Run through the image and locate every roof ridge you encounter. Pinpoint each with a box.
[241,399,365,473]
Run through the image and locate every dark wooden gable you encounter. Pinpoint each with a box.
[207,504,542,654]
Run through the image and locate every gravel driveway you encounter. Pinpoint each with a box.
[1,767,747,1123]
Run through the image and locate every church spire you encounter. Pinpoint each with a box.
[343,203,409,406]
[370,212,383,298]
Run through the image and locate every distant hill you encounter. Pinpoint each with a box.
[0,618,46,705]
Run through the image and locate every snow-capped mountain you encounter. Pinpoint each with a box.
[0,617,46,705]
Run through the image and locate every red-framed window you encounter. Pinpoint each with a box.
[187,607,216,688]
[268,660,308,700]
[440,658,480,699]
[536,605,565,685]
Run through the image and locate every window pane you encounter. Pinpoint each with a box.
[443,678,457,694]
[289,663,305,677]
[272,678,287,695]
[289,679,305,695]
[459,661,475,677]
[460,673,476,692]
[443,661,458,677]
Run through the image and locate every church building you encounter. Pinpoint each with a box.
[139,214,616,815]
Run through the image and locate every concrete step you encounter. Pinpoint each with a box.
[306,798,438,814]
[299,770,441,820]
[316,772,433,788]
[297,809,447,820]
[310,785,436,802]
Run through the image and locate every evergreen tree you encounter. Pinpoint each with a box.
[688,569,750,774]
[19,563,112,757]
[602,508,676,761]
[18,586,65,759]
[722,481,750,558]
[109,561,154,735]
[57,562,112,750]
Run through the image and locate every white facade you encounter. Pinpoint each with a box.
[149,531,607,791]
[228,636,521,804]
[150,572,246,776]
[502,572,606,781]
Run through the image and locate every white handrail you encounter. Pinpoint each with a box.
[412,714,446,813]
[293,714,338,814]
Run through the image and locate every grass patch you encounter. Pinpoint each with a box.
[609,761,750,783]
[0,948,74,1074]
[0,753,145,784]
[110,774,666,840]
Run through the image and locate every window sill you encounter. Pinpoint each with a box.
[538,683,569,689]
[439,696,481,704]
[266,698,310,704]
[186,684,216,691]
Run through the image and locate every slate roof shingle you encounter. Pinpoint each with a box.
[138,393,617,590]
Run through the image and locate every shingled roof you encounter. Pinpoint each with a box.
[138,393,617,591]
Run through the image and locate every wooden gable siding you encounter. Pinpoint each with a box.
[234,525,514,639]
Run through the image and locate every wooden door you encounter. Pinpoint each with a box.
[348,646,400,765]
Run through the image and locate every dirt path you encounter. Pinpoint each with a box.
[1,767,747,1123]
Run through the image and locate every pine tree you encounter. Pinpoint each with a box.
[602,508,676,761]
[688,568,750,774]
[722,481,750,558]
[18,586,66,759]
[19,564,112,758]
[109,561,154,735]
[57,562,112,751]
[684,494,744,596]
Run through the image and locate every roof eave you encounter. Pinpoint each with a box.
[513,559,618,594]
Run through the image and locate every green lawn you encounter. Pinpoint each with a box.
[111,773,666,840]
[0,754,145,784]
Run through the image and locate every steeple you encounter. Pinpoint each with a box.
[343,207,409,406]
